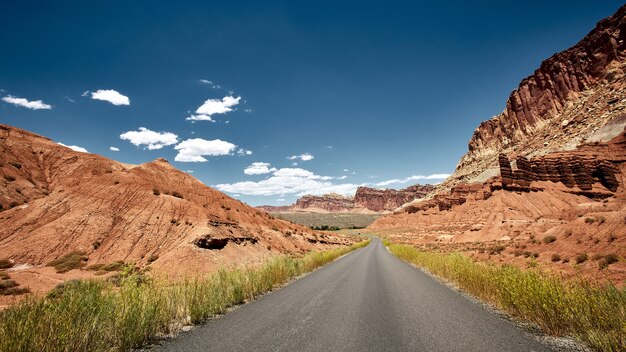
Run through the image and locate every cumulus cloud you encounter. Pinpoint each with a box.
[288,153,314,161]
[120,127,178,150]
[244,162,277,175]
[58,142,88,153]
[374,173,451,187]
[109,146,120,151]
[237,148,253,156]
[174,138,237,162]
[88,89,130,106]
[214,167,360,196]
[2,95,51,110]
[186,96,241,121]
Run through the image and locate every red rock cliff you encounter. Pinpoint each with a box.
[450,4,626,186]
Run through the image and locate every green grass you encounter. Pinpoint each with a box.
[0,240,369,352]
[388,243,625,352]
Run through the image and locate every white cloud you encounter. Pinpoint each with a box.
[58,142,88,153]
[343,169,349,172]
[214,167,360,196]
[276,198,286,202]
[237,148,253,156]
[2,95,51,110]
[288,153,314,161]
[65,96,75,103]
[186,114,215,122]
[120,127,178,150]
[109,146,120,151]
[374,173,451,187]
[174,138,237,162]
[337,175,348,180]
[186,170,194,173]
[244,162,277,175]
[186,96,241,121]
[199,79,221,89]
[89,89,130,106]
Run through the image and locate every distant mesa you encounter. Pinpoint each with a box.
[258,184,434,214]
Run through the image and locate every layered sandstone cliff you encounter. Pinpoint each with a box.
[258,185,434,213]
[447,4,626,187]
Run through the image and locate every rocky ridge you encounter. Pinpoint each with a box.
[445,4,626,189]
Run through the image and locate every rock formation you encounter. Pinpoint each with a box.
[446,4,626,187]
[0,124,350,278]
[294,193,355,212]
[403,129,625,213]
[258,185,434,213]
[353,185,433,212]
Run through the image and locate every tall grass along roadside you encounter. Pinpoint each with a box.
[387,243,625,352]
[0,239,369,352]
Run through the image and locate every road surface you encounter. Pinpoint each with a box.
[157,237,551,352]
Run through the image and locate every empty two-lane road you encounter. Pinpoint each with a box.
[157,238,551,352]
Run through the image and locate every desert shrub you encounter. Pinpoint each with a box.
[0,279,17,290]
[597,216,606,225]
[551,254,561,262]
[46,251,88,273]
[575,253,588,264]
[563,229,572,237]
[598,254,619,270]
[171,191,183,199]
[152,188,160,196]
[607,233,617,243]
[488,245,506,255]
[92,241,101,250]
[543,235,557,244]
[9,201,19,208]
[591,253,604,261]
[147,255,158,264]
[513,249,523,257]
[9,161,21,169]
[0,259,13,269]
[584,217,595,224]
[3,175,15,182]
[1,287,30,296]
[0,272,9,280]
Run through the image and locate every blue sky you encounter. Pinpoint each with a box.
[1,1,623,206]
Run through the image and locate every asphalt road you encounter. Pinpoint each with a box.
[157,237,552,352]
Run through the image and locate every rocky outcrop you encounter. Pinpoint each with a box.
[294,193,355,212]
[447,4,626,187]
[353,185,434,212]
[259,185,434,213]
[405,129,626,213]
